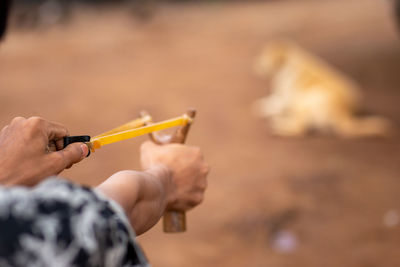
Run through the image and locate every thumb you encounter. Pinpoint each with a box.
[48,143,88,173]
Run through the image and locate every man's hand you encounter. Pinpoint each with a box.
[140,141,209,212]
[97,141,209,234]
[0,117,88,186]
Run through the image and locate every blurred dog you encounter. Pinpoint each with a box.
[252,40,392,137]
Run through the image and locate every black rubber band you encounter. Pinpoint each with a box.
[63,135,91,157]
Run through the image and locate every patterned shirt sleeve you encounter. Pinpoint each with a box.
[0,177,149,267]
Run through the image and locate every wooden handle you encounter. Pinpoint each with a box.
[141,109,196,233]
[163,210,186,233]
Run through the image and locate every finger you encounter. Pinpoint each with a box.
[47,140,57,152]
[45,120,69,141]
[1,125,8,132]
[26,117,68,141]
[47,143,88,173]
[55,138,64,151]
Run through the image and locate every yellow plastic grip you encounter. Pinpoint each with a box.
[89,115,191,151]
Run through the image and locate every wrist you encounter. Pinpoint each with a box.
[144,164,176,208]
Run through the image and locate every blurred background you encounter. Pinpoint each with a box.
[1,0,400,266]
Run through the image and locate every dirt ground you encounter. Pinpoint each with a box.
[1,0,400,266]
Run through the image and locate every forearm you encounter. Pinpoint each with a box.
[96,165,174,235]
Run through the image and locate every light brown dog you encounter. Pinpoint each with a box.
[253,41,392,137]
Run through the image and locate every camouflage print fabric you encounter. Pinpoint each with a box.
[0,177,149,267]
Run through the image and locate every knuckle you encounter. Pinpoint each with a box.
[202,164,211,174]
[193,194,204,205]
[198,177,208,191]
[53,152,64,164]
[192,147,204,160]
[27,117,46,131]
[28,116,44,125]
[49,152,66,170]
[194,147,202,155]
[198,182,207,192]
[11,116,25,124]
[191,146,201,154]
[25,117,45,137]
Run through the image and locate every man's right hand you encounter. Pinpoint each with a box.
[140,141,210,212]
[0,117,88,186]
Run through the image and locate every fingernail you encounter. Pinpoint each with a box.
[80,144,89,158]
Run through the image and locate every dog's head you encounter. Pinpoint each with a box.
[254,40,294,76]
